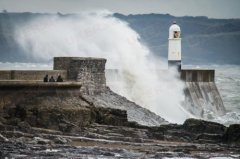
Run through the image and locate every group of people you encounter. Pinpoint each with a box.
[43,74,63,82]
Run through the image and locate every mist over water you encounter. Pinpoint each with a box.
[13,11,190,124]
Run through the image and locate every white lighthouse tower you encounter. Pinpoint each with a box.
[168,21,181,70]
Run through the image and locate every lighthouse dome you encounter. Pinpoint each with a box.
[169,22,181,38]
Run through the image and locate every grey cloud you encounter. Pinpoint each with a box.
[0,0,240,19]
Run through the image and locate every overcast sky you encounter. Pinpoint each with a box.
[0,0,240,19]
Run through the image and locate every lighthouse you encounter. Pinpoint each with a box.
[168,21,181,71]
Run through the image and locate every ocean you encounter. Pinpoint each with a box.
[212,65,240,125]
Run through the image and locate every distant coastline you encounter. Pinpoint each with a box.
[0,12,240,64]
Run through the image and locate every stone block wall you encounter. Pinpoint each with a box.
[54,57,74,70]
[54,57,107,95]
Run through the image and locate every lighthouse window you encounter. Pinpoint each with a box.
[174,31,180,38]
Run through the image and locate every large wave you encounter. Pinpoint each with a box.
[13,11,189,124]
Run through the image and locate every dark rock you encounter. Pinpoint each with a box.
[223,124,240,144]
[0,133,8,142]
[92,106,128,126]
[53,136,69,144]
[195,133,223,143]
[148,127,166,140]
[33,137,51,145]
[58,123,73,132]
[18,121,31,131]
[183,118,226,134]
[15,104,27,120]
[0,121,4,130]
[0,117,7,124]
[15,136,30,143]
[165,130,195,142]
[6,118,21,126]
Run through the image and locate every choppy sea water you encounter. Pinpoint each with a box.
[215,65,240,112]
[212,65,240,125]
[0,62,239,125]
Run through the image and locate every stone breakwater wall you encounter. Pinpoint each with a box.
[0,57,107,95]
[0,70,67,80]
[181,69,225,116]
[0,81,82,118]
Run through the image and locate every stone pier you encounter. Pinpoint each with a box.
[0,57,107,95]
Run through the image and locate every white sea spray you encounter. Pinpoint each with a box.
[13,11,189,124]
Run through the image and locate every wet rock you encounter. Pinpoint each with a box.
[18,121,31,132]
[33,137,51,145]
[15,136,30,143]
[53,136,69,144]
[6,118,21,126]
[183,118,226,134]
[0,117,7,124]
[147,127,165,140]
[0,121,4,130]
[0,133,8,142]
[58,123,73,132]
[223,124,240,144]
[195,133,223,143]
[93,107,128,126]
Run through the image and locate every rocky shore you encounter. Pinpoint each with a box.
[0,84,240,158]
[1,117,240,158]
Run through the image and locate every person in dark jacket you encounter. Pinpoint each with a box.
[56,74,63,82]
[43,74,48,82]
[49,76,55,82]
